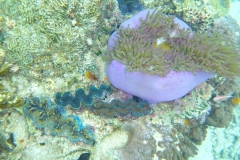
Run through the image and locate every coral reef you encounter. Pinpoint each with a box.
[174,1,215,31]
[140,0,230,31]
[211,14,240,51]
[205,105,233,128]
[139,0,175,14]
[0,109,30,159]
[0,88,24,109]
[0,108,92,159]
[23,97,95,145]
[0,0,121,80]
[210,106,240,160]
[0,132,16,159]
[0,58,24,109]
[154,119,206,160]
[0,1,238,159]
[92,129,129,159]
[115,119,207,160]
[85,70,98,81]
[209,0,230,17]
[118,122,156,160]
[0,62,12,76]
[172,82,213,121]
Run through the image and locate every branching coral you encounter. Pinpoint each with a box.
[0,62,24,109]
[0,0,120,80]
[205,105,233,128]
[0,89,24,109]
[107,9,240,77]
[174,1,215,31]
[209,0,230,17]
[171,82,213,121]
[117,120,207,160]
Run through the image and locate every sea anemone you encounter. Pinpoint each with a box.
[107,9,239,77]
[105,9,239,103]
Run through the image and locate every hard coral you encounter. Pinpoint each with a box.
[0,62,24,109]
[106,9,239,103]
[175,1,215,31]
[205,105,233,128]
[0,0,119,81]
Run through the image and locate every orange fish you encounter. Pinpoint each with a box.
[85,71,98,81]
[184,119,189,126]
[213,95,232,102]
[232,96,240,104]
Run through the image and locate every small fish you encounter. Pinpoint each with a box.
[232,96,240,104]
[184,119,189,126]
[169,24,180,38]
[213,95,232,102]
[85,71,98,81]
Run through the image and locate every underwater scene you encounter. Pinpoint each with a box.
[0,0,240,159]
